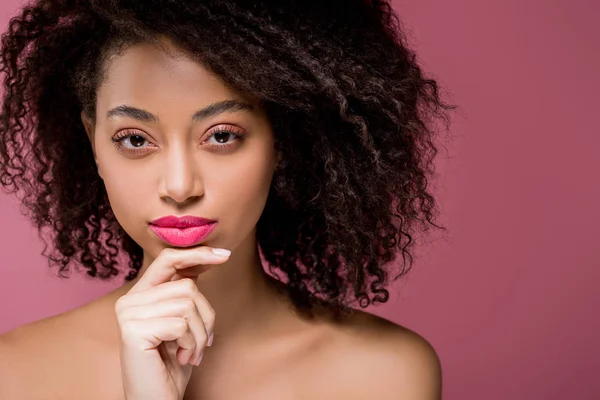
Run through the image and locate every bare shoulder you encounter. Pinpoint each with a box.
[0,314,69,398]
[0,306,121,399]
[321,310,442,400]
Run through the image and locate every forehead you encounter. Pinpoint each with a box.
[96,39,252,115]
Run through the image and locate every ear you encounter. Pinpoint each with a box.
[80,111,102,179]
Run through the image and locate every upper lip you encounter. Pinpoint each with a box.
[149,215,217,228]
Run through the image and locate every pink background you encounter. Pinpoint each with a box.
[1,1,598,399]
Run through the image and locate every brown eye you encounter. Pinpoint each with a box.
[211,131,236,144]
[114,134,148,149]
[127,135,147,148]
[111,130,156,156]
[202,126,247,152]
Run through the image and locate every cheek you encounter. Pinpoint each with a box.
[227,161,273,202]
[98,157,155,233]
[210,148,275,231]
[104,175,149,210]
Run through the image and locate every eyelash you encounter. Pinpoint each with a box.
[111,126,246,155]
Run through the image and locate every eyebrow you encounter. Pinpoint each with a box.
[106,99,254,123]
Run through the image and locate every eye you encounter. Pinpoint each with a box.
[203,126,247,151]
[111,130,156,155]
[119,135,147,148]
[207,131,236,144]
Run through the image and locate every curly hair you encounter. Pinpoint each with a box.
[0,0,453,320]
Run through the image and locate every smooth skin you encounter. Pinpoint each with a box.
[0,37,442,399]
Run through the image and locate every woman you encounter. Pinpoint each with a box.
[0,0,453,398]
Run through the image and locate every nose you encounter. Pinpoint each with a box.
[157,144,203,205]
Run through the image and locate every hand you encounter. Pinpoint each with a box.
[115,246,231,400]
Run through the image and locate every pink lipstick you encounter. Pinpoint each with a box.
[149,215,217,247]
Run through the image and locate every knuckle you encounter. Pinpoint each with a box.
[118,307,133,321]
[161,248,181,266]
[120,320,141,337]
[114,296,127,313]
[160,247,176,259]
[174,318,188,333]
[197,329,209,343]
[180,298,196,313]
[180,278,197,292]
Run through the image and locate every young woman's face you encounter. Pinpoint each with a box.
[83,39,278,259]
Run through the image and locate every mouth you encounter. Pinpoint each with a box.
[149,215,217,247]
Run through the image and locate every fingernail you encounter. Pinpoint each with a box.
[211,248,231,257]
[195,351,204,366]
[207,332,214,347]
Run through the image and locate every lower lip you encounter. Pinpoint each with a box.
[149,223,217,247]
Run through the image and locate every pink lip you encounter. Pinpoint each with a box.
[149,215,217,247]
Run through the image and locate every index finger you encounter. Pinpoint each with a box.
[129,247,231,293]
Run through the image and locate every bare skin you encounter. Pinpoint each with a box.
[0,285,440,399]
[0,37,441,399]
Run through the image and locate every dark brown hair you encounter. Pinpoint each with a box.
[0,0,454,319]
